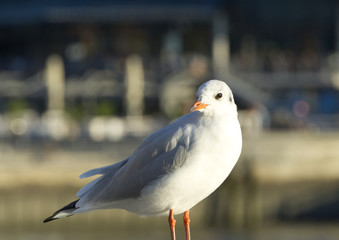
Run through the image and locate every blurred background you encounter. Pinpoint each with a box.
[1,0,339,239]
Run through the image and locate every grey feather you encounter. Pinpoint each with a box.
[76,112,199,208]
[79,159,128,179]
[77,159,128,198]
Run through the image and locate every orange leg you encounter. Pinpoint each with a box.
[168,209,176,240]
[183,210,191,240]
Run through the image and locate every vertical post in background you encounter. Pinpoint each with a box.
[46,54,65,112]
[332,8,339,88]
[336,7,339,53]
[212,14,230,76]
[125,54,145,118]
[44,54,68,140]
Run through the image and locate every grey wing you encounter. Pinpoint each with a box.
[76,159,128,198]
[77,121,193,207]
[79,159,128,179]
[109,142,189,199]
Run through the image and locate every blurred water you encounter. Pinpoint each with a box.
[1,186,339,240]
[1,134,339,240]
[2,224,339,240]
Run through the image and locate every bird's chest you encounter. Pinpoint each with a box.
[185,136,234,186]
[139,117,241,214]
[169,124,239,197]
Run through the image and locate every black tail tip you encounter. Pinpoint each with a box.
[43,199,79,223]
[43,216,56,223]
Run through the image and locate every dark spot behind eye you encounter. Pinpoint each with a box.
[229,96,233,102]
[215,93,223,100]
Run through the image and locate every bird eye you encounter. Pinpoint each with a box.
[215,93,223,100]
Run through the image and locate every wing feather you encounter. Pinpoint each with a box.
[77,159,128,198]
[79,160,128,179]
[77,112,199,208]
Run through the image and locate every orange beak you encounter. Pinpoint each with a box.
[190,101,209,112]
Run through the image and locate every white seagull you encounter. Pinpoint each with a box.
[44,80,242,240]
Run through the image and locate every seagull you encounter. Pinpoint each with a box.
[43,80,242,240]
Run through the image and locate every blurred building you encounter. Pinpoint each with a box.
[0,0,339,140]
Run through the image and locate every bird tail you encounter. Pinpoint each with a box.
[43,199,79,223]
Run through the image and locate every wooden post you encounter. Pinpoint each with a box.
[45,54,65,111]
[212,14,230,75]
[125,54,145,117]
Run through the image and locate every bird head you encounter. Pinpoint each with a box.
[190,80,237,117]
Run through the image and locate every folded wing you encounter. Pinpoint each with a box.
[76,113,198,210]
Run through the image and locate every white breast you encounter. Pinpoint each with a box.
[131,115,242,216]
